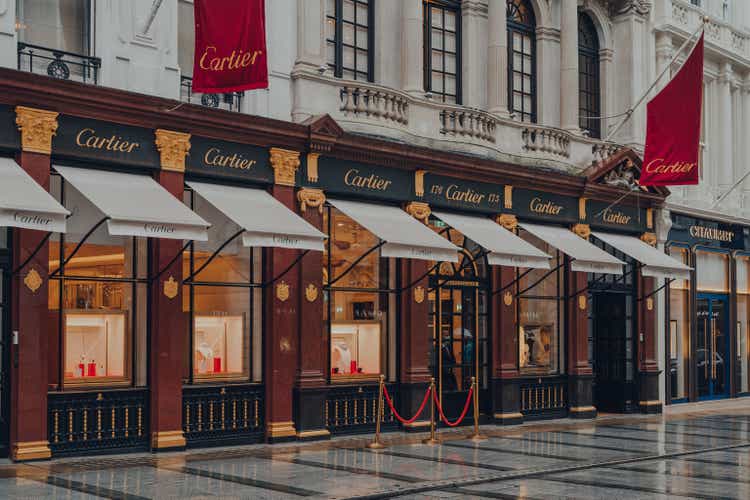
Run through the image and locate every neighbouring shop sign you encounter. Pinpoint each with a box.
[0,105,20,151]
[188,136,273,183]
[53,116,160,169]
[588,200,647,233]
[421,173,503,213]
[308,156,413,202]
[512,189,578,223]
[669,213,745,249]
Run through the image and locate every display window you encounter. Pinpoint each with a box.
[324,206,393,382]
[668,245,691,401]
[736,255,750,394]
[48,174,146,388]
[183,187,262,383]
[696,249,729,293]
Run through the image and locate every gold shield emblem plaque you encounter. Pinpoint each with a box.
[24,268,43,293]
[305,283,318,302]
[578,295,587,310]
[163,276,178,300]
[414,286,425,304]
[646,297,654,311]
[503,291,513,306]
[276,281,290,302]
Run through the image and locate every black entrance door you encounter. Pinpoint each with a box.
[592,292,636,412]
[0,229,10,457]
[697,295,730,400]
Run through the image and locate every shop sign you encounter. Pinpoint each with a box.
[53,116,159,169]
[0,105,20,151]
[588,200,647,233]
[669,213,744,249]
[422,174,502,213]
[512,189,578,223]
[309,157,412,202]
[188,136,273,183]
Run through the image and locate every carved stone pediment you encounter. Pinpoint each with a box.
[304,114,344,153]
[584,147,668,197]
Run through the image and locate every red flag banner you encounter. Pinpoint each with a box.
[640,33,704,186]
[192,0,268,93]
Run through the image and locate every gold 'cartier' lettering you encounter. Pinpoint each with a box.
[445,184,486,205]
[199,46,263,72]
[344,169,393,191]
[529,197,564,216]
[75,128,140,153]
[601,208,632,225]
[204,147,257,170]
[644,158,697,174]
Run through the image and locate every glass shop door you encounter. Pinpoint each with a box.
[697,295,730,400]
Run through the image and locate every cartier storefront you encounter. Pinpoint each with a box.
[0,69,687,461]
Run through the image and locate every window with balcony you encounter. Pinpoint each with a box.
[326,0,373,81]
[578,12,601,138]
[507,0,536,122]
[16,0,99,83]
[423,0,461,104]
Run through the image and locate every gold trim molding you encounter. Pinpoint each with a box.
[11,440,51,461]
[578,197,587,221]
[401,420,430,429]
[415,169,426,197]
[569,406,597,413]
[578,295,587,310]
[297,187,326,213]
[572,223,591,240]
[496,214,518,231]
[270,148,301,187]
[646,297,654,311]
[16,106,58,154]
[307,153,320,182]
[646,208,654,229]
[296,429,331,439]
[267,421,297,438]
[494,411,523,420]
[24,268,43,293]
[151,430,186,449]
[155,129,191,173]
[639,399,661,407]
[640,232,657,247]
[405,201,431,223]
[504,185,513,209]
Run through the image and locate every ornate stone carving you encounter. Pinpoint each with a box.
[24,268,43,293]
[611,0,651,17]
[572,223,591,240]
[503,292,513,306]
[305,283,319,302]
[414,286,425,304]
[155,129,191,173]
[496,214,518,231]
[405,201,431,223]
[640,232,657,247]
[276,281,290,302]
[270,148,301,187]
[163,276,178,299]
[297,188,326,213]
[603,159,638,190]
[15,106,58,154]
[415,170,426,197]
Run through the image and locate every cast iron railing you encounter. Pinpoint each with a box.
[520,378,568,419]
[326,383,398,434]
[17,43,101,84]
[180,76,244,112]
[183,383,264,447]
[48,389,149,455]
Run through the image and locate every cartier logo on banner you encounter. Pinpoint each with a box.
[193,0,268,93]
[641,33,704,186]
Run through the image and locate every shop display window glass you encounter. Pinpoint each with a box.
[736,256,750,393]
[0,228,7,248]
[184,187,262,383]
[16,0,91,54]
[668,246,691,401]
[696,250,729,292]
[517,230,563,375]
[325,206,392,382]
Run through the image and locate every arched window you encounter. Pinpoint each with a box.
[507,0,536,122]
[578,12,601,138]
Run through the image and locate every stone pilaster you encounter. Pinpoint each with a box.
[487,0,509,116]
[560,0,579,132]
[401,0,424,94]
[461,1,488,108]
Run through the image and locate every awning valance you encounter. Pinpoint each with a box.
[55,166,209,241]
[433,211,551,269]
[0,158,68,233]
[328,199,459,262]
[592,231,692,280]
[187,181,325,251]
[520,223,625,275]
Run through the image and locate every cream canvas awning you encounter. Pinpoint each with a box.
[0,157,68,232]
[520,222,625,275]
[328,199,459,262]
[187,181,325,251]
[55,166,209,241]
[433,211,551,269]
[592,231,692,280]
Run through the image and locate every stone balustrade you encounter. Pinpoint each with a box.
[521,126,571,158]
[339,85,409,125]
[670,1,750,61]
[439,108,497,143]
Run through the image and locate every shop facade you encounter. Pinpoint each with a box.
[0,69,685,461]
[665,210,750,404]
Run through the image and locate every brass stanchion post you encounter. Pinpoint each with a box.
[367,374,386,449]
[422,377,439,445]
[468,376,486,441]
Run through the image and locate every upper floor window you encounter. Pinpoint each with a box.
[178,0,195,78]
[507,0,536,122]
[16,0,90,54]
[423,0,461,104]
[578,12,601,138]
[326,0,373,81]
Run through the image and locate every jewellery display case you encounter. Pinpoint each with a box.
[64,311,128,383]
[194,315,245,379]
[330,321,381,381]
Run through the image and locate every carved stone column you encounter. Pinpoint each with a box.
[293,186,329,440]
[149,129,191,451]
[265,148,301,442]
[10,106,58,461]
[560,0,579,132]
[401,0,424,94]
[487,0,510,116]
[461,1,488,108]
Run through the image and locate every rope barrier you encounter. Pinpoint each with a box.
[433,387,474,427]
[383,385,432,425]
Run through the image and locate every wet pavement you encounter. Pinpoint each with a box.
[1,399,749,499]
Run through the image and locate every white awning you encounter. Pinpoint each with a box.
[0,157,68,232]
[520,223,625,275]
[328,199,459,262]
[54,166,209,241]
[593,231,692,280]
[187,181,325,251]
[433,211,551,269]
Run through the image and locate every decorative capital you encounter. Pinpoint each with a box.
[646,208,654,229]
[496,214,518,231]
[572,223,591,240]
[640,232,657,247]
[578,197,587,221]
[306,153,320,182]
[15,106,58,154]
[270,148,301,187]
[405,201,431,223]
[155,129,191,173]
[297,187,326,214]
[415,170,426,197]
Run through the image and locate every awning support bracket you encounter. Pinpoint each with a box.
[565,264,640,299]
[638,279,675,302]
[327,241,386,287]
[514,261,568,298]
[49,217,110,277]
[398,261,441,293]
[261,250,311,288]
[490,268,534,297]
[151,240,193,283]
[183,229,244,284]
[12,231,54,276]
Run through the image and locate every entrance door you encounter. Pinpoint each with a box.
[697,295,730,399]
[592,293,635,412]
[0,230,9,457]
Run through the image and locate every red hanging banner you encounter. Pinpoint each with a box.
[640,33,704,187]
[192,0,269,93]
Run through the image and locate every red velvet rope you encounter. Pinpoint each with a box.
[432,387,473,427]
[382,384,432,425]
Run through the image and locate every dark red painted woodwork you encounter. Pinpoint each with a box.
[493,266,518,379]
[399,259,431,384]
[567,270,592,376]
